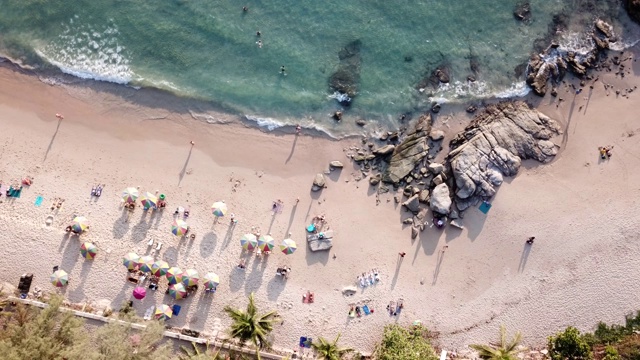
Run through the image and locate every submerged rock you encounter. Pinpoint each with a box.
[382,113,431,184]
[329,40,362,104]
[447,101,561,210]
[514,2,531,22]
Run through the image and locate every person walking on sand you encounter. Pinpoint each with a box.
[398,252,406,258]
[526,236,535,245]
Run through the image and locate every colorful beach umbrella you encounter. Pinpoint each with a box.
[211,201,228,217]
[123,252,141,270]
[140,192,158,209]
[71,216,89,233]
[122,187,139,204]
[139,255,154,273]
[280,238,297,255]
[240,233,258,251]
[155,304,173,321]
[166,267,183,285]
[203,272,220,290]
[171,219,189,237]
[80,242,98,260]
[151,260,170,277]
[132,287,146,300]
[51,270,69,287]
[258,235,275,252]
[168,283,187,300]
[182,269,200,287]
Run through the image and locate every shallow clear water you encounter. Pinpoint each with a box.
[0,0,633,135]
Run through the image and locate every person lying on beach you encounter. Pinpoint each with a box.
[157,200,166,209]
[21,177,33,186]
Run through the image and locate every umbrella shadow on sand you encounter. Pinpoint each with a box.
[113,207,131,239]
[66,260,94,302]
[266,276,286,301]
[200,232,218,258]
[130,211,153,243]
[228,267,246,293]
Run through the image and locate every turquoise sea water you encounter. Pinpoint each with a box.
[0,0,633,135]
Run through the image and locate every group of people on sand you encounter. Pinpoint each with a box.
[598,145,614,160]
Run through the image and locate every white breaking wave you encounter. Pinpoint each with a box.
[36,18,135,84]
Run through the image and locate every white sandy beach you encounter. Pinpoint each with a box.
[1,46,640,357]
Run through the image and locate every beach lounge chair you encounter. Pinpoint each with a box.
[355,306,362,317]
[95,185,103,197]
[156,242,162,251]
[363,304,371,315]
[172,304,181,316]
[147,238,154,247]
[143,306,155,320]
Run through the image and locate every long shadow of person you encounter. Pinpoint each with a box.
[178,145,194,186]
[518,244,532,273]
[44,118,62,162]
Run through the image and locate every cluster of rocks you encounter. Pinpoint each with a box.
[329,40,362,106]
[526,19,617,96]
[447,101,561,211]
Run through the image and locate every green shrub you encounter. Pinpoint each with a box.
[616,334,640,360]
[548,326,593,360]
[603,345,621,360]
[373,324,438,360]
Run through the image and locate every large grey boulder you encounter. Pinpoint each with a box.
[312,173,326,191]
[402,194,420,213]
[382,113,431,183]
[330,161,344,169]
[430,183,452,215]
[308,238,333,251]
[448,101,561,210]
[373,145,395,156]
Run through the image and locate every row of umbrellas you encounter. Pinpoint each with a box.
[122,188,228,217]
[241,234,297,254]
[123,253,219,289]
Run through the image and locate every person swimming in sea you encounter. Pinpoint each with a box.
[280,65,286,76]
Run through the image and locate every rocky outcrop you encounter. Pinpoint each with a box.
[525,19,616,96]
[447,101,561,210]
[312,173,326,191]
[430,183,452,215]
[402,194,420,213]
[373,145,395,156]
[329,40,362,105]
[627,0,640,24]
[514,2,531,22]
[382,114,431,184]
[329,161,344,169]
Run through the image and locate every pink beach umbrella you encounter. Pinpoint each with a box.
[133,287,146,300]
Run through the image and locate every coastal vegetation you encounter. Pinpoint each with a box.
[311,333,353,360]
[372,324,438,360]
[470,325,523,360]
[223,293,278,360]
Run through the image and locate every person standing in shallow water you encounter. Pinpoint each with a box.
[280,65,286,76]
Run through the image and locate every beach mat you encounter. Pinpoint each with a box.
[479,202,492,214]
[34,196,43,207]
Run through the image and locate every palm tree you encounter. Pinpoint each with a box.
[470,325,524,360]
[223,293,277,360]
[179,341,223,360]
[312,333,353,360]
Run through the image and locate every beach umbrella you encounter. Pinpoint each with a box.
[240,233,258,251]
[132,287,146,300]
[168,283,187,300]
[203,272,220,290]
[155,304,173,321]
[80,242,98,260]
[211,201,227,217]
[151,260,170,277]
[139,255,154,273]
[166,267,183,285]
[51,270,69,287]
[171,219,189,237]
[122,187,139,204]
[182,269,200,287]
[123,252,141,270]
[280,238,297,255]
[71,216,89,233]
[258,235,275,252]
[140,192,158,209]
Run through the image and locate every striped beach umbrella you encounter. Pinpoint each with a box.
[139,255,154,273]
[211,201,227,217]
[132,287,146,300]
[171,219,189,237]
[203,272,220,290]
[258,235,275,252]
[240,233,258,251]
[166,267,183,285]
[140,192,158,209]
[151,260,170,277]
[123,252,140,270]
[122,187,139,204]
[51,270,69,287]
[155,304,173,321]
[80,242,98,260]
[71,216,89,233]
[168,283,187,300]
[182,269,200,287]
[280,238,297,255]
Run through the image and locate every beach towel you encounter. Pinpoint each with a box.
[299,337,307,347]
[479,202,492,214]
[363,305,371,315]
[172,304,182,316]
[34,196,43,207]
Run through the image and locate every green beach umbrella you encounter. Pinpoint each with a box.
[203,272,220,289]
[155,304,173,321]
[168,283,187,300]
[166,267,183,285]
[122,252,140,270]
[280,238,297,255]
[240,233,258,251]
[51,270,69,287]
[151,260,170,277]
[80,242,98,260]
[71,216,89,233]
[139,255,154,273]
[182,268,200,287]
[211,201,227,217]
[258,235,275,252]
